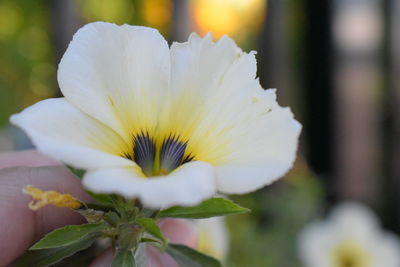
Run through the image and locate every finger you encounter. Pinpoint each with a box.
[147,219,198,267]
[0,150,60,169]
[159,219,198,248]
[89,248,113,267]
[0,166,90,265]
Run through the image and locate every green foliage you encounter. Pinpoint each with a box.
[227,174,324,267]
[166,244,222,267]
[136,217,167,243]
[159,198,249,219]
[14,234,98,267]
[0,0,56,128]
[86,190,114,205]
[67,165,86,179]
[112,249,136,267]
[30,223,106,250]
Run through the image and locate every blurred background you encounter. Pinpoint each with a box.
[0,0,399,266]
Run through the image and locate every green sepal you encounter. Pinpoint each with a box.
[14,233,98,267]
[84,202,116,213]
[166,243,222,267]
[136,217,167,244]
[66,165,86,179]
[30,223,106,250]
[112,249,136,267]
[103,211,121,226]
[86,190,114,205]
[159,197,250,219]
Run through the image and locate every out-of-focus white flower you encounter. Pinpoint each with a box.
[196,217,229,261]
[11,22,301,209]
[298,202,400,267]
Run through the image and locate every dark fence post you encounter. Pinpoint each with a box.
[386,0,400,232]
[303,0,333,180]
[171,0,190,42]
[332,0,383,205]
[49,0,81,96]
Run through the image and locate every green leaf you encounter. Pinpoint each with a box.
[112,249,136,267]
[136,217,167,243]
[67,165,86,178]
[159,198,250,219]
[31,223,106,250]
[14,234,98,267]
[166,244,222,267]
[86,190,114,205]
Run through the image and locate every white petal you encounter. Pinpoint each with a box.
[10,98,133,170]
[297,222,334,267]
[58,22,170,141]
[374,233,400,267]
[214,90,301,194]
[215,161,294,194]
[330,202,380,238]
[169,34,301,194]
[196,217,229,261]
[170,33,243,97]
[298,203,400,267]
[82,161,216,209]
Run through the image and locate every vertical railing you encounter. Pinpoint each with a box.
[386,0,400,232]
[332,0,383,205]
[171,0,190,42]
[303,0,334,182]
[49,0,81,96]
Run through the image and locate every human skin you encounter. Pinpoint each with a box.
[0,150,197,266]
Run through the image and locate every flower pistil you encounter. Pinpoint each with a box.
[23,185,82,210]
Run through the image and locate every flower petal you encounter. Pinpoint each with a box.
[165,34,257,163]
[215,160,295,195]
[214,90,301,194]
[10,98,133,170]
[298,203,400,267]
[58,22,170,141]
[170,33,244,97]
[329,202,380,238]
[82,161,216,209]
[196,217,229,261]
[170,34,301,193]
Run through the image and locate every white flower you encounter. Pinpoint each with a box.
[10,22,301,209]
[195,217,229,261]
[298,202,400,267]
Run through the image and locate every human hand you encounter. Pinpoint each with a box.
[0,150,197,267]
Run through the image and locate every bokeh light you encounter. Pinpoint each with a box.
[191,0,266,41]
[78,0,135,24]
[142,0,172,35]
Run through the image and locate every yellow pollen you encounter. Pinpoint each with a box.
[23,185,82,211]
[157,168,168,175]
[330,239,372,267]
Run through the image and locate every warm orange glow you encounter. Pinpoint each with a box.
[191,0,266,40]
[142,0,172,34]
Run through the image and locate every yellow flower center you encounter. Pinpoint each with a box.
[330,239,372,267]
